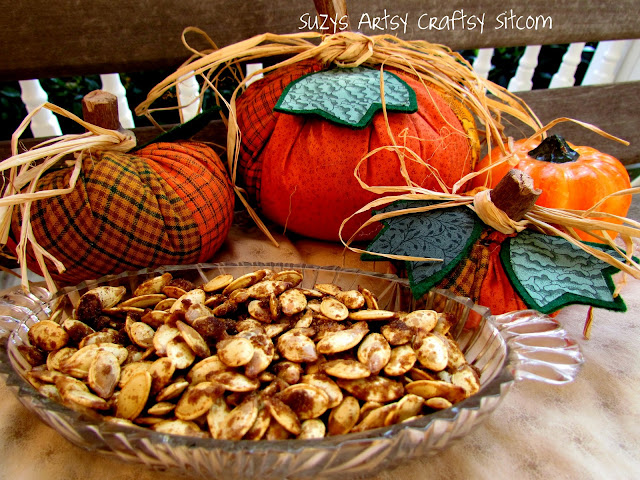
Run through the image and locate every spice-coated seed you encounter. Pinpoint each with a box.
[23,267,477,441]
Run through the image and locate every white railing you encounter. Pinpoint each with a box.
[472,39,640,91]
[549,42,587,88]
[99,73,135,128]
[507,44,543,92]
[15,41,640,138]
[18,79,62,137]
[16,63,266,138]
[176,74,201,124]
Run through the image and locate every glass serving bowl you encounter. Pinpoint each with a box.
[0,262,583,480]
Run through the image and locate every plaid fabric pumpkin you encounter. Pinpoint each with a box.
[235,59,480,241]
[10,141,234,285]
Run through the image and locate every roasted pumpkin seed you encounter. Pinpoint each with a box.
[327,396,360,435]
[88,350,120,399]
[175,381,225,420]
[24,266,477,441]
[28,320,69,352]
[166,336,196,370]
[348,309,396,321]
[336,376,404,403]
[134,273,173,296]
[176,320,210,358]
[323,359,371,380]
[279,288,307,316]
[202,273,234,293]
[217,337,255,367]
[320,297,349,321]
[357,333,391,376]
[119,294,166,309]
[116,370,152,420]
[298,419,326,439]
[278,383,329,420]
[335,290,365,310]
[414,333,449,372]
[405,380,467,403]
[219,396,260,440]
[277,329,318,363]
[265,396,301,435]
[383,344,417,377]
[316,326,368,354]
[314,283,342,296]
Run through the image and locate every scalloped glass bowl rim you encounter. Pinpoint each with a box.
[2,261,513,452]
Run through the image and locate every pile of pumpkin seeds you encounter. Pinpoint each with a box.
[21,268,480,440]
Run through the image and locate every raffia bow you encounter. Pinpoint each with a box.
[337,116,640,280]
[0,103,136,293]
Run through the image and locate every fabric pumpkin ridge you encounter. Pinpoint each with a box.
[9,140,234,286]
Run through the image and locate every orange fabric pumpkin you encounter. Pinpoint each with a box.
[10,141,235,285]
[236,60,480,241]
[472,135,631,242]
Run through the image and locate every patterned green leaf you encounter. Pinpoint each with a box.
[501,230,626,313]
[274,67,417,128]
[363,200,483,298]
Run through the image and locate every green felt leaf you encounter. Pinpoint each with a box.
[363,200,483,299]
[501,230,626,314]
[274,67,417,128]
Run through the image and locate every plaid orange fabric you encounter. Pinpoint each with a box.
[436,230,528,324]
[235,60,480,204]
[234,60,479,242]
[235,59,324,200]
[136,141,234,261]
[12,141,234,285]
[437,230,494,299]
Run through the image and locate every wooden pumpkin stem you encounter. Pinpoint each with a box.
[82,90,121,130]
[490,169,542,221]
[527,134,580,164]
[313,0,350,30]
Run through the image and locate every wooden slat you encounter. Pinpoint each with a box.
[0,0,305,80]
[506,82,640,165]
[2,0,640,80]
[2,82,639,165]
[349,0,640,49]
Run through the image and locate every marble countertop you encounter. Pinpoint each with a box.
[1,222,639,480]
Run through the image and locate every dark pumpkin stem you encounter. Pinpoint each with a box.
[527,134,580,164]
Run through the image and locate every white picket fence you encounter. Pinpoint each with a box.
[17,39,640,138]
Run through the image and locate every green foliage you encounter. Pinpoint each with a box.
[1,83,27,137]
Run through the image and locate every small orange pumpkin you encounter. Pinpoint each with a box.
[472,135,632,242]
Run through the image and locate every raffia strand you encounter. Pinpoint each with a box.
[133,30,636,282]
[1,103,136,293]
